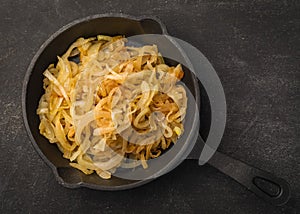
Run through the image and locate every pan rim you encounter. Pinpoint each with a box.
[22,13,200,190]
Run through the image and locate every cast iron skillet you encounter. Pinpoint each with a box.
[22,14,291,206]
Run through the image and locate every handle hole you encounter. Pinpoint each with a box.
[253,176,281,197]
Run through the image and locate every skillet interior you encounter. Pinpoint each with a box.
[23,15,207,190]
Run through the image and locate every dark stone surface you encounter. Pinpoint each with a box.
[0,0,299,213]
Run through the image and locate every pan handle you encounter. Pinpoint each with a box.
[207,150,291,206]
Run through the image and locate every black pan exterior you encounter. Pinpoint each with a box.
[22,14,201,190]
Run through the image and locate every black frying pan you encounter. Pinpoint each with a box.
[22,14,291,206]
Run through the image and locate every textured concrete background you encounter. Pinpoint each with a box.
[0,0,299,213]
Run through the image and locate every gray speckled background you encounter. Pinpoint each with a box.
[0,0,299,213]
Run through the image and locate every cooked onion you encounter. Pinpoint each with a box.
[37,35,187,179]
